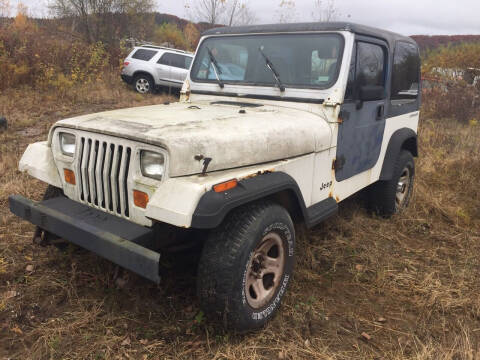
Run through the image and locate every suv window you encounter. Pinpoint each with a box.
[158,53,192,70]
[132,49,158,61]
[345,42,385,100]
[391,42,420,105]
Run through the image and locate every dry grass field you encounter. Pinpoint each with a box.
[0,78,479,359]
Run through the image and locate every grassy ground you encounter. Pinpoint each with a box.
[0,79,479,359]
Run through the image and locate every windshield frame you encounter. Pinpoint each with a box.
[190,32,345,91]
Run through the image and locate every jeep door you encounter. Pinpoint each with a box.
[335,37,388,181]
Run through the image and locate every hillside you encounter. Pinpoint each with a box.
[3,13,480,51]
[153,13,219,33]
[410,35,480,52]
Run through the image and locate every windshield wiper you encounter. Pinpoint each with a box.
[258,47,285,92]
[206,47,224,89]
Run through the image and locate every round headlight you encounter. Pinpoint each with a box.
[140,151,165,181]
[59,132,76,156]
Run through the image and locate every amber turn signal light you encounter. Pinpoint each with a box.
[133,190,149,209]
[64,169,76,185]
[213,179,238,193]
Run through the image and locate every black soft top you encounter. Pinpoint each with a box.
[202,22,417,48]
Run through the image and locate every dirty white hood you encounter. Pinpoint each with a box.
[52,101,332,177]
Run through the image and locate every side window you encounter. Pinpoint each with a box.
[391,42,420,105]
[159,53,191,70]
[344,42,385,101]
[356,42,385,88]
[158,53,174,66]
[185,56,193,70]
[172,54,184,69]
[131,49,157,61]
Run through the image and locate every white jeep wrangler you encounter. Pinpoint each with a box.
[10,22,421,331]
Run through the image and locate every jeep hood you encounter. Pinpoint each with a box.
[53,101,332,177]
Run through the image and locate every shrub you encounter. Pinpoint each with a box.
[0,14,116,92]
[184,23,201,51]
[154,23,187,49]
[422,43,480,123]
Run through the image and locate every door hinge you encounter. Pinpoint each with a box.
[332,156,345,171]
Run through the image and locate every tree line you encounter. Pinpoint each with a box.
[0,0,341,48]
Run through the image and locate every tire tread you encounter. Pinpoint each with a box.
[197,201,292,330]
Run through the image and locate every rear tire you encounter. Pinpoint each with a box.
[197,201,295,331]
[133,74,154,94]
[368,150,415,216]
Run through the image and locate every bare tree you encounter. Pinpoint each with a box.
[49,0,154,44]
[311,0,339,22]
[17,2,28,16]
[185,0,256,26]
[185,0,227,25]
[0,0,10,27]
[225,0,256,26]
[276,0,297,23]
[0,0,10,18]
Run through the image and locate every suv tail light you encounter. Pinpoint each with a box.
[123,61,130,66]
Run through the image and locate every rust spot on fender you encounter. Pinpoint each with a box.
[240,169,275,180]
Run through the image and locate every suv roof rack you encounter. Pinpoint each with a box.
[139,44,191,55]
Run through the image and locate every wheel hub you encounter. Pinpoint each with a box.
[136,79,150,93]
[245,232,285,309]
[251,255,263,276]
[395,166,411,207]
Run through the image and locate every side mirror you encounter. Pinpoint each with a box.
[359,85,385,102]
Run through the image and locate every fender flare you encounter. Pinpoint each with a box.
[191,172,307,229]
[379,128,418,181]
[191,171,338,229]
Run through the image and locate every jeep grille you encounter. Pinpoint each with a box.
[77,136,132,218]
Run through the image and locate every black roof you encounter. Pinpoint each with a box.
[202,22,417,48]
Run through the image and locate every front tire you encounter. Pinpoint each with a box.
[33,186,67,249]
[197,201,295,331]
[368,150,415,216]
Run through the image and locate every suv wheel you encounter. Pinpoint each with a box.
[368,150,415,216]
[197,201,295,331]
[133,74,154,94]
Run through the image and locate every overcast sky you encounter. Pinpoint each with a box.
[11,0,480,35]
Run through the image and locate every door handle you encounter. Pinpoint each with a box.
[376,104,385,120]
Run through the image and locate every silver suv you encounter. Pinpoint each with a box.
[121,45,194,94]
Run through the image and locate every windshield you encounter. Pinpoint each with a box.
[191,33,344,89]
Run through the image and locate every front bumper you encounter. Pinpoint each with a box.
[9,195,161,283]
